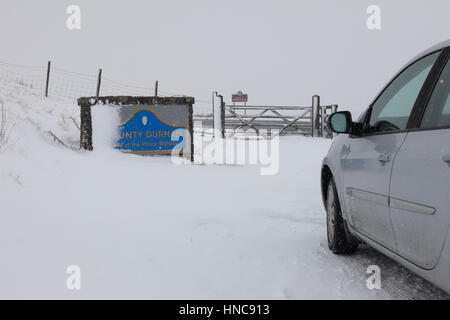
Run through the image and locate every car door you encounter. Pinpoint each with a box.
[343,51,441,251]
[389,48,450,269]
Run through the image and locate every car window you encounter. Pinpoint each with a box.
[420,57,450,129]
[367,51,440,133]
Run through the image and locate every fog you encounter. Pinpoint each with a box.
[1,0,449,115]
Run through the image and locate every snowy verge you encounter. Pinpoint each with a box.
[0,84,397,299]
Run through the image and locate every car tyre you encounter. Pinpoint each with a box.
[326,177,358,254]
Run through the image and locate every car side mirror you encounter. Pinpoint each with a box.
[327,111,353,134]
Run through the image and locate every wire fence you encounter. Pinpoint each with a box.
[0,61,46,95]
[0,60,212,115]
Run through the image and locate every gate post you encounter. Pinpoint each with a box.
[321,106,328,138]
[312,95,320,137]
[311,96,314,137]
[221,100,225,138]
[213,91,225,138]
[332,105,338,138]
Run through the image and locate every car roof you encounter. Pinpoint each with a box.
[409,39,450,63]
[367,39,450,108]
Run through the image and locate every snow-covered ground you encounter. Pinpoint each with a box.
[0,84,448,299]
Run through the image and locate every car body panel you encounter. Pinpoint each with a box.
[390,129,450,270]
[322,135,351,219]
[342,133,407,250]
[323,131,450,293]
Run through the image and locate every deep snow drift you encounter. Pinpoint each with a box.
[0,84,446,299]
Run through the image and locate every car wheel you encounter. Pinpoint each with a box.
[326,177,358,254]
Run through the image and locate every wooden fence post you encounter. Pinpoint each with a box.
[45,61,51,98]
[96,68,102,97]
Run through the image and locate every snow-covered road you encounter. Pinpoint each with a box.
[0,88,448,299]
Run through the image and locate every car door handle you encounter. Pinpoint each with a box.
[442,153,450,163]
[378,154,392,163]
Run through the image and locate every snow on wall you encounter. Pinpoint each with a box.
[91,106,120,151]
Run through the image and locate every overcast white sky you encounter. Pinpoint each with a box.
[0,0,449,115]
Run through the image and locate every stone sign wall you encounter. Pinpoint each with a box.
[77,96,194,162]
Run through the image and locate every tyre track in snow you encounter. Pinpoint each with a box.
[347,255,413,300]
[262,211,448,299]
[345,246,450,300]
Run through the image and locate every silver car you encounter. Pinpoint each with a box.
[322,39,450,293]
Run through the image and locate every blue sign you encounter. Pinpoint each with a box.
[114,108,186,154]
